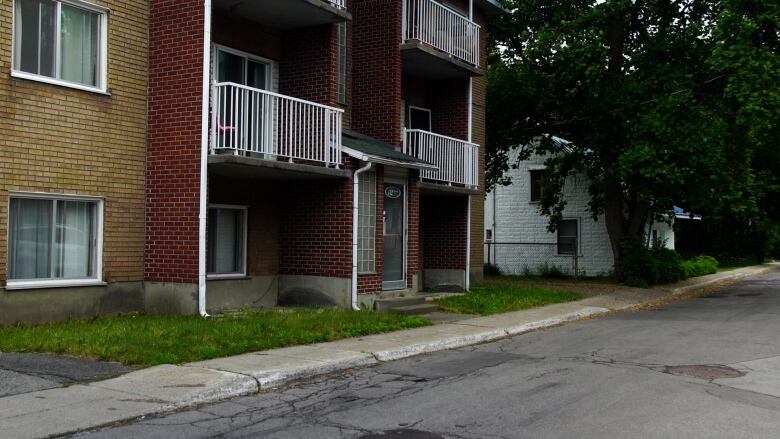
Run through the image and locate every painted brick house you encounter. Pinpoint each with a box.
[0,0,500,324]
[485,148,676,277]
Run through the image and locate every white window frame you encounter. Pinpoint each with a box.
[357,171,376,274]
[212,45,274,91]
[206,204,249,280]
[5,192,105,290]
[556,218,580,256]
[336,22,348,105]
[11,0,109,94]
[408,105,432,131]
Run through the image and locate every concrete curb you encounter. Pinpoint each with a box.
[0,264,771,438]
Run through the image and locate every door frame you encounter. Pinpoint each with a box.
[212,44,275,90]
[382,177,408,291]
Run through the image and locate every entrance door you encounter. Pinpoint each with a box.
[383,182,406,290]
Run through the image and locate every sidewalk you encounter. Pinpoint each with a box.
[0,264,773,439]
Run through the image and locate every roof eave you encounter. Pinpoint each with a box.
[342,146,438,171]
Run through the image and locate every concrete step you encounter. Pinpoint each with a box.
[389,303,441,316]
[374,296,426,312]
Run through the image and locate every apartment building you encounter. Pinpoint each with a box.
[0,0,148,324]
[0,0,500,323]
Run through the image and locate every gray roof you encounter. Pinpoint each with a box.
[342,129,434,168]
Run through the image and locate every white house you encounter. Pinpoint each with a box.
[485,149,675,277]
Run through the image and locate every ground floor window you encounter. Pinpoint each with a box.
[557,219,578,255]
[358,171,376,274]
[7,194,102,285]
[207,206,247,277]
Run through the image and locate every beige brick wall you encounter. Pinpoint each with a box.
[0,0,148,285]
[470,7,488,273]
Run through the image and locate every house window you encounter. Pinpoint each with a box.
[7,194,102,288]
[337,22,347,105]
[408,106,432,131]
[358,171,376,274]
[207,206,247,277]
[13,0,107,91]
[530,169,543,202]
[557,219,578,255]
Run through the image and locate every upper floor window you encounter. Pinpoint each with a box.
[530,169,544,202]
[337,22,347,105]
[12,0,107,92]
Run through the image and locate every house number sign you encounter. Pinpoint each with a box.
[385,186,402,199]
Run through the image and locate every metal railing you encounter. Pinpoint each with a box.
[404,129,478,187]
[211,82,343,167]
[327,0,346,9]
[403,0,481,67]
[485,242,580,278]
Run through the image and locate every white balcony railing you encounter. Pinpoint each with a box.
[403,0,481,67]
[327,0,346,9]
[211,82,343,167]
[404,129,478,187]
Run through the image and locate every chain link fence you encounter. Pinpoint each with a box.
[484,242,579,278]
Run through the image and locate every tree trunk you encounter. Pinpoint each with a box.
[603,181,626,278]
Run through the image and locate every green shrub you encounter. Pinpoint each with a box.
[538,262,568,279]
[619,239,686,287]
[682,255,719,277]
[484,263,502,276]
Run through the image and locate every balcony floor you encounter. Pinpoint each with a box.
[213,0,350,30]
[401,41,484,79]
[209,155,350,180]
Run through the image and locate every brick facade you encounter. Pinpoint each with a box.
[421,196,468,270]
[352,0,403,146]
[0,0,148,286]
[145,0,205,284]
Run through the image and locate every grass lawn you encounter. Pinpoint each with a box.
[484,274,617,285]
[0,309,430,367]
[434,284,584,316]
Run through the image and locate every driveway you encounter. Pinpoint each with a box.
[75,270,780,438]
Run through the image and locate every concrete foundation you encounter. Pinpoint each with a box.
[278,275,352,308]
[0,282,145,326]
[423,269,466,292]
[206,276,278,311]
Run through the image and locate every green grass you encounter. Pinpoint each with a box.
[434,284,584,316]
[716,257,762,272]
[0,309,430,367]
[484,274,617,284]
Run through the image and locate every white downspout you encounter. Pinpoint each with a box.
[352,162,373,310]
[466,0,474,291]
[198,0,213,318]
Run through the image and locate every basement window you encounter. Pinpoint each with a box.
[7,193,104,289]
[207,206,248,278]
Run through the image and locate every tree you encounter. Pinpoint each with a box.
[487,0,779,275]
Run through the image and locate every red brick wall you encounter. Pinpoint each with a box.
[278,161,355,278]
[428,78,470,140]
[407,172,421,287]
[280,25,338,106]
[421,195,468,270]
[145,0,205,283]
[352,0,403,146]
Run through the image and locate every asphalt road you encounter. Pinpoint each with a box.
[76,270,780,439]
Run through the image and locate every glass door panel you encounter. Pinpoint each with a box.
[383,183,406,290]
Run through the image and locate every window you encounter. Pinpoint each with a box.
[557,219,578,255]
[13,0,107,91]
[207,206,247,277]
[408,106,432,131]
[337,22,347,105]
[215,46,271,89]
[358,171,376,274]
[485,229,493,242]
[7,194,102,288]
[530,169,543,202]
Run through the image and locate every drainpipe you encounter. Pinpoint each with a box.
[198,0,213,318]
[352,162,373,310]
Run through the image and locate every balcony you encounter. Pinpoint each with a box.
[404,129,479,188]
[402,0,482,79]
[213,0,350,30]
[210,83,345,178]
